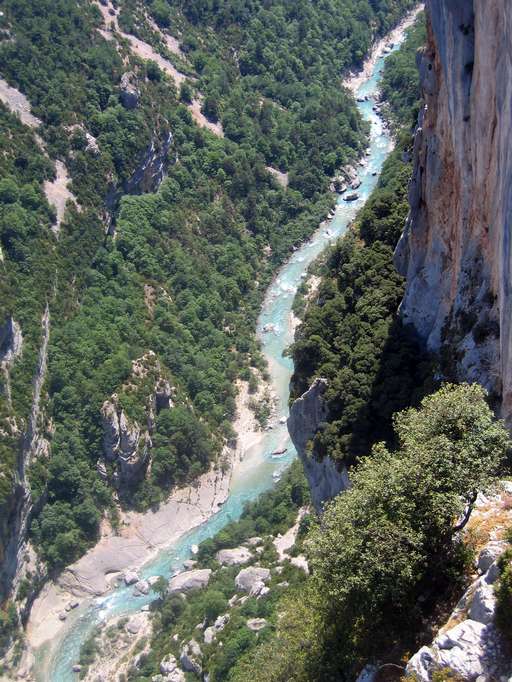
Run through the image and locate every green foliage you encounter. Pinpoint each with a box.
[380,15,426,129]
[495,545,512,643]
[234,385,510,681]
[0,601,19,656]
[307,384,508,676]
[0,0,416,582]
[291,141,433,465]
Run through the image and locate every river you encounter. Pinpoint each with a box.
[36,22,409,681]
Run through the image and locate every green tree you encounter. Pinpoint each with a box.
[308,383,510,675]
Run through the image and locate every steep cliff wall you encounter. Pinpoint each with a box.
[287,379,350,511]
[395,0,512,418]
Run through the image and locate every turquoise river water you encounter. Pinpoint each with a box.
[38,34,404,681]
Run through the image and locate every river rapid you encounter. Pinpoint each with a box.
[36,23,409,681]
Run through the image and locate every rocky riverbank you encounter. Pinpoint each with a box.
[23,375,271,665]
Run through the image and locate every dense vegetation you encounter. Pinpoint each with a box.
[0,0,416,595]
[495,529,512,643]
[290,16,430,466]
[232,385,510,681]
[379,16,426,129]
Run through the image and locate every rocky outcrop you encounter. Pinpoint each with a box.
[104,130,173,233]
[0,307,50,606]
[395,0,512,420]
[100,355,175,491]
[101,395,151,489]
[406,485,512,681]
[235,566,270,594]
[288,378,350,511]
[180,640,202,675]
[119,71,140,109]
[0,316,23,408]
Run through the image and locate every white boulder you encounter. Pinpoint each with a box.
[216,547,252,566]
[124,570,140,585]
[160,654,178,675]
[135,579,150,595]
[290,555,309,574]
[235,567,270,593]
[469,577,496,624]
[246,618,268,632]
[168,569,212,595]
[126,613,146,634]
[477,542,506,574]
[246,537,263,547]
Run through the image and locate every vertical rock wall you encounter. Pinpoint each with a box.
[395,0,512,420]
[287,379,350,511]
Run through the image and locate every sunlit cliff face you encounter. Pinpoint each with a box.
[395,0,512,421]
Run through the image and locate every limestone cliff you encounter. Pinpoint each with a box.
[287,379,350,511]
[395,0,512,419]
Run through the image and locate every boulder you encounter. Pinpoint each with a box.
[124,570,140,586]
[203,626,216,645]
[180,640,202,675]
[290,555,309,574]
[246,618,268,632]
[183,559,197,570]
[204,613,229,644]
[168,569,212,595]
[406,646,437,681]
[126,614,146,635]
[355,665,378,682]
[235,567,270,593]
[101,397,149,489]
[134,579,150,595]
[435,620,487,677]
[216,547,252,566]
[477,541,506,574]
[255,585,270,598]
[160,654,178,675]
[85,132,100,155]
[407,620,490,681]
[72,664,82,673]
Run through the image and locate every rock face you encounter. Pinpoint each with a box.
[101,396,151,489]
[180,640,202,675]
[288,378,350,511]
[406,540,512,680]
[395,0,512,420]
[119,71,140,109]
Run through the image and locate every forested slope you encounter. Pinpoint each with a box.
[0,0,416,654]
[290,17,429,466]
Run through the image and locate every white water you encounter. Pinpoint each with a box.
[37,33,402,681]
